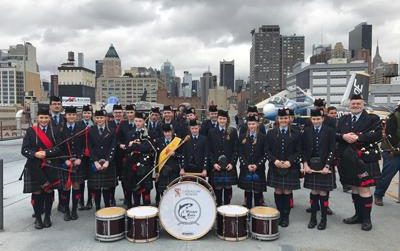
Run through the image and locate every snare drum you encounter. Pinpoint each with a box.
[250,207,280,241]
[95,207,126,242]
[216,205,248,241]
[126,206,159,243]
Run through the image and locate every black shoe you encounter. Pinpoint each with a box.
[318,219,327,230]
[57,204,65,213]
[43,216,52,228]
[71,210,78,220]
[308,216,317,229]
[327,207,333,215]
[34,217,44,230]
[361,220,372,231]
[280,216,289,228]
[64,210,71,221]
[343,215,362,224]
[78,201,85,211]
[85,201,93,210]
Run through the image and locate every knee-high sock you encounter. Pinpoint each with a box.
[352,193,362,219]
[61,190,71,211]
[31,194,44,218]
[215,189,223,207]
[359,196,373,222]
[319,195,329,221]
[142,190,151,206]
[79,183,85,203]
[223,188,232,205]
[133,190,141,206]
[125,190,133,208]
[310,193,319,215]
[72,189,81,212]
[254,192,262,207]
[274,193,282,212]
[282,194,291,217]
[43,191,54,217]
[290,192,294,208]
[245,191,252,209]
[93,189,101,209]
[103,189,111,207]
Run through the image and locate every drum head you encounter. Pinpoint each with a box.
[159,181,216,240]
[127,206,158,219]
[250,207,279,217]
[96,207,126,218]
[217,205,248,217]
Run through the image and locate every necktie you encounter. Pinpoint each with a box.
[352,115,357,123]
[99,127,104,135]
[314,128,319,134]
[69,126,73,132]
[221,128,225,134]
[85,122,89,126]
[250,134,255,140]
[166,140,170,145]
[53,116,58,125]
[42,127,46,133]
[129,123,133,128]
[281,129,286,135]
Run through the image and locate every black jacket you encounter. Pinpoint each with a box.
[302,125,335,168]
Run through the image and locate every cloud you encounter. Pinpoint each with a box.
[0,0,399,82]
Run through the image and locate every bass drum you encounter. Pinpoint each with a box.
[159,175,216,240]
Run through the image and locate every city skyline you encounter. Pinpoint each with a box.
[1,0,400,81]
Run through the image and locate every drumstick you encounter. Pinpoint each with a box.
[311,169,332,174]
[183,172,204,176]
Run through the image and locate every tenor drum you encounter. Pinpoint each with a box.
[95,207,126,242]
[216,205,248,241]
[250,207,280,241]
[126,206,159,243]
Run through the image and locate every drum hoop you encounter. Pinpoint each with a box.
[95,207,126,218]
[250,207,280,218]
[251,214,280,220]
[167,175,210,188]
[127,206,159,219]
[159,181,217,241]
[95,214,125,220]
[217,205,249,217]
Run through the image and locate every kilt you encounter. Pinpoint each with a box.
[88,162,117,190]
[59,163,84,189]
[156,165,180,193]
[23,161,61,194]
[338,160,381,187]
[238,165,266,192]
[123,160,153,191]
[209,168,238,188]
[266,164,300,190]
[304,171,336,191]
[114,149,124,179]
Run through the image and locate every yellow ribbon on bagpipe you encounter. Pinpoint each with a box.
[157,137,182,173]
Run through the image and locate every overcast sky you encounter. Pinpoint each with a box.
[1,0,399,81]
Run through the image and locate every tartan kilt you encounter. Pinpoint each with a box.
[23,161,61,194]
[338,160,381,187]
[88,162,117,190]
[59,163,84,189]
[123,159,154,191]
[238,165,266,192]
[266,164,300,190]
[209,168,238,188]
[304,171,336,191]
[114,149,124,179]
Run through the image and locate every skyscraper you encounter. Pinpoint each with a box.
[250,25,281,101]
[310,44,332,64]
[200,71,217,107]
[160,60,176,96]
[102,44,121,78]
[181,71,193,97]
[250,25,304,101]
[220,60,235,92]
[349,22,372,59]
[0,42,41,105]
[281,35,304,89]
